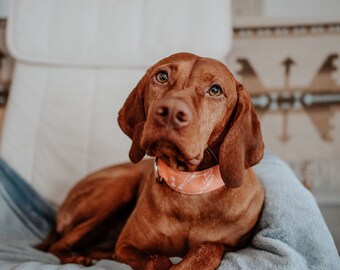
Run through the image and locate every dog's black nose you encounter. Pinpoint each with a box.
[155,98,192,129]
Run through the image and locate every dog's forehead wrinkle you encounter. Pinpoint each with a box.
[184,60,231,87]
[179,57,201,85]
[151,63,177,75]
[203,73,214,82]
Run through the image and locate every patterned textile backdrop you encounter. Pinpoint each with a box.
[226,18,340,204]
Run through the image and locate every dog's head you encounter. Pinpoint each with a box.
[118,53,264,188]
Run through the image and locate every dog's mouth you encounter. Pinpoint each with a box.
[142,139,202,172]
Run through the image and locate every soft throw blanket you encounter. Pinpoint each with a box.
[0,153,339,270]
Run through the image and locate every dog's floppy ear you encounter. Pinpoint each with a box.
[118,76,147,163]
[219,82,264,188]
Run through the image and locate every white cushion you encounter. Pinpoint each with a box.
[7,0,232,67]
[1,0,232,205]
[2,64,144,202]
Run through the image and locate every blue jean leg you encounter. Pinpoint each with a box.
[0,158,55,244]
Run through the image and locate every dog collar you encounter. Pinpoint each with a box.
[154,158,225,195]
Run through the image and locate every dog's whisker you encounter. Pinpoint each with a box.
[205,148,211,159]
[205,147,218,164]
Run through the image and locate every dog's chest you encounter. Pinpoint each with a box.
[122,175,256,257]
[141,179,238,249]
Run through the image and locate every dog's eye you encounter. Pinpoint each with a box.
[208,84,222,96]
[155,71,168,83]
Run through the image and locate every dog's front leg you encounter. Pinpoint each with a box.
[171,242,225,270]
[115,245,173,270]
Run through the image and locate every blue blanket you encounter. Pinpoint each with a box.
[0,153,339,270]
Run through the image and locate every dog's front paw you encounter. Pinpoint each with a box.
[145,255,173,270]
[170,242,224,270]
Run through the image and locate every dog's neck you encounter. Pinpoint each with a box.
[154,158,225,195]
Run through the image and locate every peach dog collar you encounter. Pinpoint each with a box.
[154,158,225,195]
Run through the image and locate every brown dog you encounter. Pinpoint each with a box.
[38,52,264,270]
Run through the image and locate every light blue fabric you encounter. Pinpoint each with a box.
[0,153,339,270]
[221,153,340,270]
[0,158,55,242]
